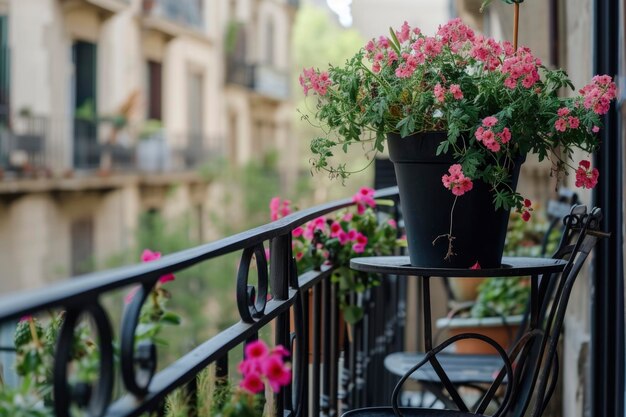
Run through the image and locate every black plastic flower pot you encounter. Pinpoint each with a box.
[387,131,523,268]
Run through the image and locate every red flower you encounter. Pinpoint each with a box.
[575,160,599,189]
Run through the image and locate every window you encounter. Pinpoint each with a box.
[147,61,163,121]
[70,217,94,276]
[265,20,275,66]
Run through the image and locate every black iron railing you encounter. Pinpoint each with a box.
[0,187,404,417]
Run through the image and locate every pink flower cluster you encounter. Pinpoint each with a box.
[579,75,617,115]
[500,47,541,89]
[352,187,376,214]
[365,36,399,73]
[437,18,475,52]
[299,67,331,96]
[554,107,580,132]
[470,35,504,71]
[270,197,292,221]
[517,198,533,222]
[239,340,291,394]
[441,164,473,196]
[475,116,511,152]
[434,83,463,102]
[575,160,599,189]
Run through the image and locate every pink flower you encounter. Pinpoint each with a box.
[330,221,343,238]
[568,116,580,129]
[579,75,617,115]
[557,107,570,117]
[442,164,473,196]
[241,372,264,394]
[395,21,411,43]
[437,18,474,52]
[262,355,292,393]
[434,83,446,103]
[592,126,600,133]
[299,67,332,96]
[387,219,397,229]
[342,212,354,222]
[141,249,175,284]
[449,84,463,100]
[482,116,498,127]
[295,252,304,261]
[292,227,304,238]
[470,262,481,270]
[355,233,368,246]
[575,160,599,189]
[272,345,291,357]
[338,231,349,245]
[347,229,358,241]
[238,358,262,375]
[499,127,511,144]
[352,187,375,214]
[246,340,269,359]
[554,119,567,132]
[352,243,366,253]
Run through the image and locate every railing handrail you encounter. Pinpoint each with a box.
[0,186,399,322]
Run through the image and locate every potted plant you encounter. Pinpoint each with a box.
[299,14,616,268]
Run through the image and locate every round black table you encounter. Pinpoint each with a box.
[350,256,567,349]
[349,256,568,410]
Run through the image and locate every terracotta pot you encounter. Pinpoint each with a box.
[436,315,523,354]
[447,277,486,302]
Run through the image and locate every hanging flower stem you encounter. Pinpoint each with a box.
[433,196,459,261]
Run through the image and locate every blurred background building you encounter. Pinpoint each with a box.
[0,0,298,290]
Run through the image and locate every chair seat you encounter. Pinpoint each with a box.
[385,352,506,384]
[342,406,481,417]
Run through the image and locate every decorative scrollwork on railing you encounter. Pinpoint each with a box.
[53,302,114,417]
[120,282,159,397]
[237,244,269,323]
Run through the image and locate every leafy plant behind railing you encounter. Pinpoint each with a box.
[270,187,400,323]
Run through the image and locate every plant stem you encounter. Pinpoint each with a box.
[513,3,520,51]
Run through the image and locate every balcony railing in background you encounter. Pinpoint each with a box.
[0,115,222,179]
[226,60,290,100]
[0,187,404,417]
[142,0,204,31]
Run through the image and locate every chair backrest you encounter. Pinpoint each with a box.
[506,205,606,417]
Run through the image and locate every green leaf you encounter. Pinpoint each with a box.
[343,306,364,324]
[436,140,450,156]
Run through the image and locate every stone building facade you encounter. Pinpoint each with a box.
[0,0,298,291]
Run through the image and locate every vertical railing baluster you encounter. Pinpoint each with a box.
[300,287,310,417]
[321,277,331,417]
[329,281,339,416]
[312,283,322,417]
[186,374,198,417]
[271,234,291,416]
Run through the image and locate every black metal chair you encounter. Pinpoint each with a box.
[343,206,607,417]
[384,192,580,410]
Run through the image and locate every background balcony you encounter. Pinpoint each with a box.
[226,60,290,101]
[142,0,205,37]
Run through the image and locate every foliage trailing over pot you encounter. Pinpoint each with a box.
[300,18,616,219]
[270,188,399,323]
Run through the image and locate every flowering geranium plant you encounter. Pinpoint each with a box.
[271,188,399,323]
[300,18,616,218]
[211,340,291,417]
